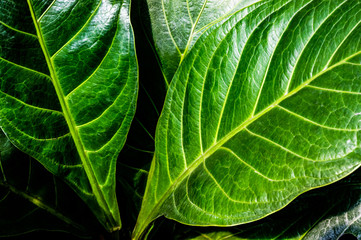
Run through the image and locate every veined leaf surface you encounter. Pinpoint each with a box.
[0,0,137,231]
[134,0,361,238]
[147,0,262,82]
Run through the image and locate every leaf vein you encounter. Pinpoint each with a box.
[161,0,182,55]
[307,84,361,95]
[37,0,56,22]
[50,0,102,59]
[0,57,51,80]
[65,15,120,99]
[219,146,282,181]
[214,0,293,141]
[285,0,348,93]
[0,90,64,115]
[75,79,126,128]
[251,0,313,116]
[0,20,37,38]
[0,115,70,141]
[277,105,360,131]
[199,1,271,147]
[325,9,361,67]
[85,85,135,153]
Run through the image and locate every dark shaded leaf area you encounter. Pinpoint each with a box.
[0,131,104,239]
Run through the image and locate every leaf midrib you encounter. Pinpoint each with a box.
[26,0,117,230]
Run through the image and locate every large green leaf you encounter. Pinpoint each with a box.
[146,0,261,82]
[133,0,361,238]
[0,0,137,231]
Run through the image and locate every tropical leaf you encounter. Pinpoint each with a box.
[146,0,262,81]
[0,130,99,238]
[133,0,361,238]
[0,0,137,231]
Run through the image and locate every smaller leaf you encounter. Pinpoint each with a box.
[0,0,139,231]
[304,191,361,239]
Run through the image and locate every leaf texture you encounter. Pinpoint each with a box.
[146,0,261,82]
[0,0,137,231]
[134,0,361,238]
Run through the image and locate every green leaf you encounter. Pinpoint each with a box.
[0,130,100,238]
[146,0,261,82]
[133,0,361,238]
[0,0,137,231]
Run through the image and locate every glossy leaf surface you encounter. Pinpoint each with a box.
[146,0,261,81]
[0,0,137,231]
[134,0,361,238]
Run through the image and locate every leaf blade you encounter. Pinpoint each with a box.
[134,0,361,238]
[0,0,138,231]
